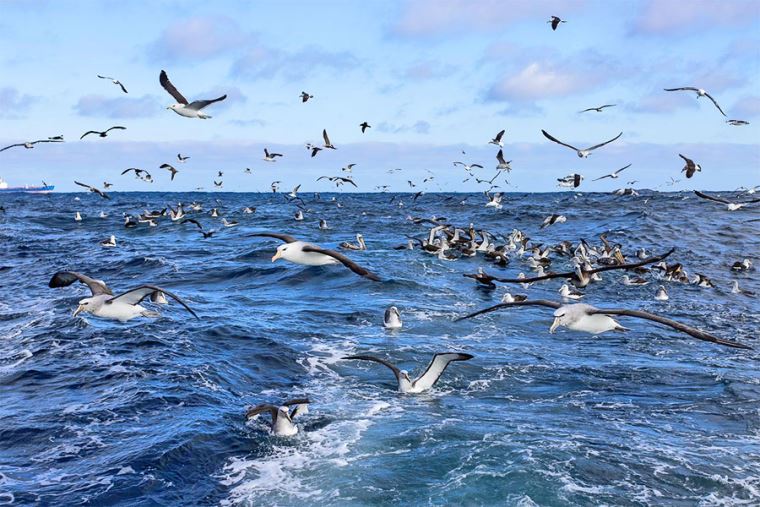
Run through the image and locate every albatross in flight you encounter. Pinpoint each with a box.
[49,271,198,322]
[80,126,126,139]
[0,139,63,152]
[342,352,474,393]
[693,190,760,211]
[74,181,110,199]
[542,129,622,158]
[97,74,128,93]
[160,70,227,119]
[248,232,381,280]
[593,164,632,181]
[664,87,726,116]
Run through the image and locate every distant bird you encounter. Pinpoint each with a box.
[664,87,726,116]
[217,171,223,178]
[288,184,301,199]
[103,182,113,189]
[731,259,753,272]
[495,149,511,171]
[316,175,358,188]
[0,139,63,152]
[579,104,616,113]
[97,74,128,93]
[559,284,583,300]
[593,164,631,181]
[339,233,366,251]
[300,91,313,103]
[307,143,322,157]
[121,168,152,181]
[694,190,760,211]
[74,181,110,199]
[271,181,281,193]
[80,126,126,140]
[548,16,566,30]
[557,173,583,188]
[489,129,506,147]
[540,214,566,229]
[322,129,336,149]
[453,161,483,171]
[244,168,252,174]
[542,129,622,158]
[177,153,190,162]
[319,219,329,230]
[342,163,356,172]
[159,163,179,181]
[100,235,117,248]
[182,218,215,238]
[342,352,473,393]
[222,218,238,227]
[263,148,283,162]
[214,180,223,188]
[679,154,701,178]
[75,211,83,221]
[48,135,64,141]
[384,306,402,329]
[246,398,310,436]
[359,122,371,133]
[160,70,226,119]
[726,119,749,126]
[655,286,669,301]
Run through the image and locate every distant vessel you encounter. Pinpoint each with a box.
[0,177,54,193]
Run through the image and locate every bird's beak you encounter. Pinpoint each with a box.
[549,317,561,334]
[271,251,282,262]
[166,106,171,110]
[73,305,85,317]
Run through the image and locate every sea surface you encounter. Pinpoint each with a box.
[0,191,758,506]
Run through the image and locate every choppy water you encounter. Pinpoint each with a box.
[0,191,758,506]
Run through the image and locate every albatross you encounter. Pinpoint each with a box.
[693,190,760,211]
[0,139,63,152]
[664,87,726,116]
[342,352,473,393]
[542,129,622,158]
[246,398,310,436]
[97,74,128,93]
[160,70,227,119]
[80,126,126,140]
[593,164,631,181]
[249,232,381,281]
[74,181,110,199]
[49,271,198,322]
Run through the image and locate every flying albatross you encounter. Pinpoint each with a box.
[248,232,381,281]
[693,190,760,211]
[593,164,632,181]
[80,126,126,140]
[664,87,726,116]
[542,129,622,158]
[160,70,227,119]
[455,300,751,350]
[342,352,474,393]
[74,181,110,199]
[49,271,198,322]
[246,398,310,436]
[97,74,128,93]
[0,139,63,152]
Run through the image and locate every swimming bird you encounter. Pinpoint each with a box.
[49,271,198,322]
[664,87,726,116]
[542,130,622,158]
[181,218,215,238]
[579,104,616,113]
[263,148,283,162]
[294,210,304,221]
[322,129,336,149]
[214,180,223,188]
[342,352,473,393]
[693,190,759,211]
[300,91,313,103]
[455,300,750,349]
[74,211,83,222]
[655,285,669,301]
[177,153,190,162]
[557,174,583,188]
[74,181,110,199]
[222,218,238,227]
[80,126,126,139]
[489,129,506,147]
[731,259,752,272]
[246,399,310,436]
[339,233,367,251]
[0,138,63,152]
[100,235,116,248]
[160,70,226,119]
[249,232,381,280]
[679,154,701,178]
[159,163,179,181]
[495,150,512,171]
[622,275,649,286]
[593,164,631,181]
[359,122,371,133]
[548,15,566,30]
[384,306,402,329]
[97,74,128,93]
[559,284,583,300]
[540,214,566,229]
[318,219,329,230]
[726,119,750,126]
[485,192,503,208]
[731,281,755,297]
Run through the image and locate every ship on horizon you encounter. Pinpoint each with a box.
[0,177,54,194]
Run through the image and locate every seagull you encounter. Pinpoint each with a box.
[271,181,281,192]
[160,70,226,119]
[693,190,760,211]
[121,168,152,182]
[181,218,215,239]
[542,130,622,158]
[159,163,179,181]
[75,211,83,222]
[97,74,128,93]
[548,15,566,30]
[316,176,358,188]
[579,104,616,113]
[456,300,750,349]
[249,232,381,281]
[288,184,301,199]
[246,399,310,436]
[593,164,632,181]
[731,259,753,272]
[359,122,371,133]
[0,139,63,152]
[453,161,483,171]
[495,150,512,171]
[49,271,198,322]
[214,180,223,188]
[80,126,126,140]
[318,219,329,230]
[322,129,336,149]
[103,181,113,189]
[74,181,110,199]
[307,143,322,157]
[664,87,726,116]
[540,214,566,229]
[679,154,701,178]
[726,119,750,126]
[294,210,304,221]
[384,306,402,329]
[342,352,473,393]
[100,235,117,248]
[489,129,506,147]
[177,153,190,162]
[300,91,313,103]
[557,174,583,188]
[260,148,282,162]
[342,163,356,173]
[731,280,755,297]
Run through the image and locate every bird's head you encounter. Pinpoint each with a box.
[550,308,568,333]
[167,103,182,111]
[399,370,412,383]
[73,297,96,317]
[272,243,289,262]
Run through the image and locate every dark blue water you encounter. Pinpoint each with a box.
[0,191,758,506]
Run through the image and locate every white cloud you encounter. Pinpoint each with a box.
[488,62,596,101]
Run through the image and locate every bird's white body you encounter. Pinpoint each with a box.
[75,212,82,222]
[550,304,626,334]
[384,306,403,329]
[559,284,583,299]
[168,104,211,119]
[100,235,116,247]
[271,407,299,436]
[74,294,153,322]
[273,241,340,266]
[655,286,669,301]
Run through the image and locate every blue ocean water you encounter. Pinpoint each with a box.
[0,191,758,506]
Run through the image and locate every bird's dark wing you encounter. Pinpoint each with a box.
[245,404,279,421]
[97,75,112,80]
[703,92,726,116]
[614,164,631,175]
[159,70,188,104]
[105,126,126,133]
[694,190,729,205]
[300,245,381,281]
[323,129,331,145]
[49,271,112,296]
[586,308,751,350]
[586,132,623,151]
[187,96,227,110]
[248,232,299,243]
[0,143,24,152]
[494,129,505,141]
[108,285,199,319]
[117,81,128,94]
[592,174,612,181]
[541,130,579,152]
[343,355,401,381]
[455,299,562,322]
[342,178,358,188]
[664,87,698,92]
[80,131,99,139]
[181,218,205,231]
[74,180,94,190]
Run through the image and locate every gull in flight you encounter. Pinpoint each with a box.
[489,129,505,147]
[0,138,63,152]
[300,91,313,103]
[664,87,726,116]
[74,181,110,199]
[160,70,227,119]
[593,164,632,181]
[97,74,128,93]
[579,104,616,113]
[679,154,701,178]
[693,190,760,211]
[542,129,622,158]
[80,126,126,139]
[263,148,283,162]
[495,149,512,171]
[548,16,566,30]
[453,161,483,172]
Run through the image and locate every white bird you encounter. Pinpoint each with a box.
[731,280,755,297]
[559,284,583,300]
[489,129,505,147]
[97,74,128,93]
[339,233,367,251]
[593,164,631,181]
[263,148,283,162]
[542,129,622,158]
[453,161,483,172]
[540,214,566,229]
[288,184,301,199]
[343,352,473,393]
[664,87,726,116]
[100,235,116,248]
[655,286,669,301]
[222,218,238,227]
[294,210,304,221]
[49,271,198,322]
[694,190,760,211]
[245,399,310,436]
[485,192,503,208]
[74,212,82,222]
[384,306,402,329]
[495,149,512,171]
[160,70,226,119]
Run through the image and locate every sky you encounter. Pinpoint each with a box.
[0,0,758,192]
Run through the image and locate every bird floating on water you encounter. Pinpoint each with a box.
[246,398,310,436]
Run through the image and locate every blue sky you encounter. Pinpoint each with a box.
[0,0,758,192]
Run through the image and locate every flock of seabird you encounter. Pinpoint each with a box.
[2,16,757,442]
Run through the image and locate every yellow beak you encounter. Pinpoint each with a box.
[73,305,85,317]
[271,250,282,262]
[549,317,561,334]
